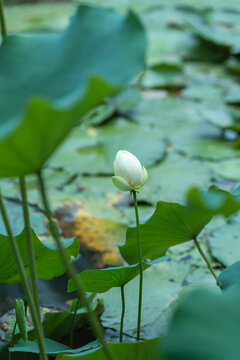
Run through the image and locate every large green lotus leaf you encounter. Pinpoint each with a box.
[0,228,79,283]
[48,118,167,175]
[68,263,150,294]
[10,339,99,355]
[10,339,71,355]
[120,186,240,265]
[56,338,162,360]
[217,261,240,292]
[67,257,168,293]
[209,222,240,267]
[163,287,240,360]
[119,199,211,265]
[138,153,212,204]
[0,5,146,177]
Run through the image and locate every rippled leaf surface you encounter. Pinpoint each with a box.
[67,257,168,293]
[57,338,162,360]
[0,5,146,177]
[0,229,79,283]
[119,200,211,264]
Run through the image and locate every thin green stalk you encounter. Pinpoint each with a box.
[119,286,125,343]
[0,0,7,39]
[70,297,80,348]
[0,190,48,360]
[8,349,12,360]
[10,320,17,345]
[8,319,17,360]
[132,191,143,342]
[37,170,116,360]
[10,305,27,360]
[24,299,27,316]
[19,176,41,322]
[24,296,28,360]
[193,237,217,280]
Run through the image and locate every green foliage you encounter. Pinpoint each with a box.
[119,199,211,264]
[163,287,240,360]
[68,263,150,293]
[10,338,100,355]
[0,5,146,177]
[41,301,103,342]
[15,299,27,341]
[68,257,168,293]
[56,338,162,360]
[99,260,193,338]
[120,186,240,265]
[9,338,71,354]
[0,228,79,283]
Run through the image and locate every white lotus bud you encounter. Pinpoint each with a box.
[112,150,148,192]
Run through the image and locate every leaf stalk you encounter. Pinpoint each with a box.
[37,170,116,360]
[19,176,41,322]
[70,297,81,348]
[0,0,7,39]
[120,285,125,343]
[0,189,48,360]
[193,237,217,279]
[132,190,143,341]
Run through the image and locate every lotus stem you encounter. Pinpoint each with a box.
[132,191,143,341]
[120,286,125,343]
[70,297,80,348]
[0,0,7,39]
[37,170,116,360]
[0,189,48,360]
[19,176,41,322]
[193,237,217,280]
